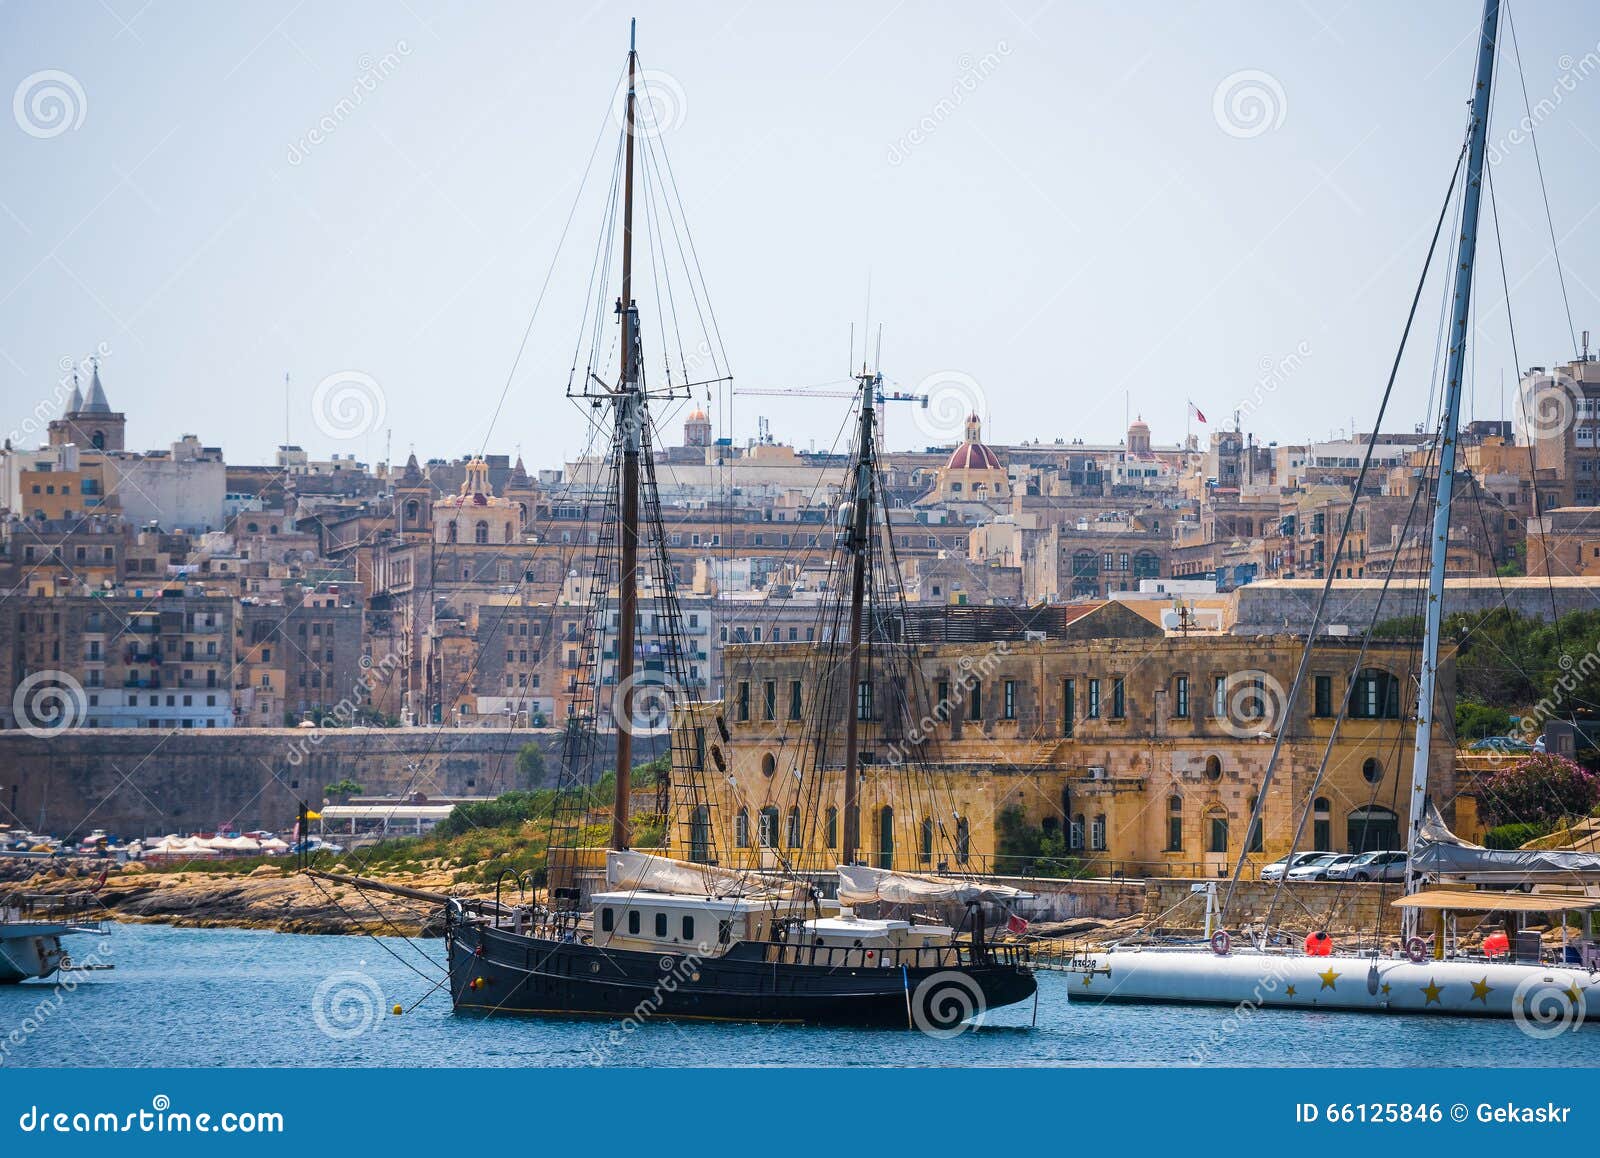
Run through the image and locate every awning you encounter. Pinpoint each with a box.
[1392,889,1600,914]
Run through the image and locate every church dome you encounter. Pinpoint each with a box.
[946,441,1002,471]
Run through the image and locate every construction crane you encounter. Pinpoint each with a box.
[732,375,928,444]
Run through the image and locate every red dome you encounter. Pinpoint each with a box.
[946,442,1001,471]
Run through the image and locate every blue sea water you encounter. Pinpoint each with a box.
[1,924,1594,1068]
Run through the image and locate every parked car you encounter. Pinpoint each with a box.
[1328,849,1408,882]
[1286,853,1350,881]
[1467,735,1533,753]
[1260,851,1330,881]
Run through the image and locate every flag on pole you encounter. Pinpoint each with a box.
[1005,913,1029,936]
[1189,400,1208,424]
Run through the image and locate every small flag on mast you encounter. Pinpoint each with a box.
[1005,913,1029,936]
[1189,400,1208,424]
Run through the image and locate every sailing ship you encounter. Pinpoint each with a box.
[1068,0,1600,1019]
[441,23,1035,1028]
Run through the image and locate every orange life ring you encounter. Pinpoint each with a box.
[1210,929,1231,956]
[1404,936,1427,964]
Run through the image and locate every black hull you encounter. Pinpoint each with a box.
[448,921,1036,1028]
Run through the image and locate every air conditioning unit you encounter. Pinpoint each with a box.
[1089,765,1107,781]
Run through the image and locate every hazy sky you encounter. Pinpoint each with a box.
[3,1,1599,469]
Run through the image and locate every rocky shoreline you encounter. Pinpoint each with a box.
[2,859,495,937]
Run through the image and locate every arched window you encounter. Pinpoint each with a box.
[1204,754,1222,781]
[474,520,490,545]
[825,806,838,849]
[1090,813,1107,851]
[734,807,750,848]
[920,816,934,864]
[1166,793,1183,852]
[786,806,801,849]
[758,805,779,848]
[1350,668,1401,719]
[1312,797,1332,851]
[1246,795,1263,853]
[877,805,895,869]
[91,431,105,450]
[1362,757,1383,784]
[1347,805,1398,852]
[446,521,458,543]
[404,500,419,525]
[246,522,259,533]
[955,815,970,865]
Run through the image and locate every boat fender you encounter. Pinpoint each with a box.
[1210,929,1230,956]
[1366,963,1380,996]
[1404,936,1427,964]
[1304,931,1332,957]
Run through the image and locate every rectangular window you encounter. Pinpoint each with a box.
[856,680,873,721]
[1087,678,1101,719]
[1111,678,1125,719]
[1003,680,1016,720]
[737,681,750,722]
[681,915,694,941]
[601,908,615,932]
[1063,678,1075,736]
[693,726,706,770]
[1167,815,1183,852]
[1174,675,1189,718]
[627,910,641,935]
[1313,675,1333,718]
[1212,675,1226,718]
[1090,814,1106,851]
[1209,817,1229,853]
[654,912,668,938]
[968,681,982,721]
[788,680,802,720]
[763,680,776,721]
[718,920,732,945]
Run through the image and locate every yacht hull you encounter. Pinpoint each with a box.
[0,926,71,984]
[1072,949,1594,1019]
[448,920,1036,1028]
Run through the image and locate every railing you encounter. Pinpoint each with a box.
[762,941,1030,969]
[0,892,102,924]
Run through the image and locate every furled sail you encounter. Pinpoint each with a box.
[1411,803,1600,877]
[836,864,1031,907]
[605,850,810,901]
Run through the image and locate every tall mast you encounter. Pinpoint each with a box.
[840,367,878,865]
[1403,0,1499,922]
[612,18,643,851]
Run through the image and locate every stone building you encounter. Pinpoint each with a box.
[670,618,1449,879]
[0,591,236,730]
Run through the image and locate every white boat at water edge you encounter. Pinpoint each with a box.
[0,893,110,984]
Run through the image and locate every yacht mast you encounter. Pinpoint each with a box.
[1403,0,1499,926]
[612,18,643,851]
[840,367,878,865]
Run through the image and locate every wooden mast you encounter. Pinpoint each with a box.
[840,367,877,865]
[611,18,642,852]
